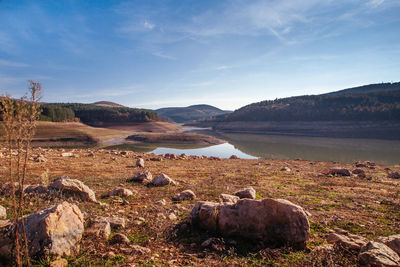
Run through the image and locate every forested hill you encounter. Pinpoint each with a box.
[325,82,400,96]
[215,83,400,122]
[39,103,160,125]
[156,104,231,123]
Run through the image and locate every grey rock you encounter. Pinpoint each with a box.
[128,170,152,183]
[49,176,97,203]
[234,186,256,199]
[172,190,196,202]
[151,173,176,186]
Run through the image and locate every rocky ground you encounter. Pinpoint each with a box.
[0,147,399,266]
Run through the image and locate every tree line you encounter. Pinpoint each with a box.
[215,90,400,122]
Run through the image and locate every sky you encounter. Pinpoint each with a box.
[0,0,399,110]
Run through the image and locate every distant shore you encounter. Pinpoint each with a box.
[188,120,400,140]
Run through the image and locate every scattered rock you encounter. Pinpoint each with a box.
[109,233,130,246]
[234,186,256,199]
[136,158,145,168]
[201,237,219,248]
[0,201,84,259]
[86,221,111,240]
[355,161,367,168]
[151,173,177,186]
[150,157,163,161]
[190,198,310,249]
[131,244,151,255]
[359,241,400,267]
[388,172,400,179]
[91,216,126,229]
[155,199,167,206]
[49,175,97,203]
[172,190,196,202]
[352,169,365,176]
[127,170,152,183]
[311,244,335,255]
[327,228,368,252]
[219,194,239,204]
[229,155,239,159]
[108,187,135,197]
[61,152,74,157]
[375,235,400,256]
[0,205,6,220]
[330,168,351,176]
[281,167,291,172]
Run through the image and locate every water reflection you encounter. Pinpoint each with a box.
[150,143,257,159]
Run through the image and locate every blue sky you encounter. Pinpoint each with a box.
[0,0,399,110]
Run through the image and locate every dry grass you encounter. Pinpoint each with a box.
[0,146,399,266]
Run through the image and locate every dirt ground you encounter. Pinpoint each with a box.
[0,146,399,266]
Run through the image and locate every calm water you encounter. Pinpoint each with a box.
[150,143,257,159]
[145,132,400,165]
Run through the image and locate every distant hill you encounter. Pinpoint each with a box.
[211,82,400,122]
[93,101,125,107]
[39,103,160,125]
[156,104,231,123]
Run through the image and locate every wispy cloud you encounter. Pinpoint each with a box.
[143,20,155,30]
[0,59,29,67]
[152,51,176,60]
[367,0,385,8]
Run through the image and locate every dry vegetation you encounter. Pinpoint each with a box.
[0,146,399,266]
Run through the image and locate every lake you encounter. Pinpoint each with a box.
[144,132,400,165]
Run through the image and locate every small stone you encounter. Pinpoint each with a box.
[105,251,116,258]
[136,158,145,168]
[229,155,239,159]
[281,167,291,172]
[330,168,351,176]
[155,199,166,206]
[109,233,130,245]
[151,173,177,186]
[108,187,135,197]
[234,186,256,199]
[219,194,239,204]
[128,170,153,183]
[172,190,196,202]
[61,152,74,157]
[131,244,151,255]
[86,221,111,240]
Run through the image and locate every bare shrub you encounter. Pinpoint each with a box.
[0,80,42,266]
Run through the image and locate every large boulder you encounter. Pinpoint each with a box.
[151,174,177,186]
[49,176,97,203]
[127,170,152,183]
[375,235,400,256]
[234,187,256,199]
[0,201,84,259]
[190,198,310,249]
[359,241,400,267]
